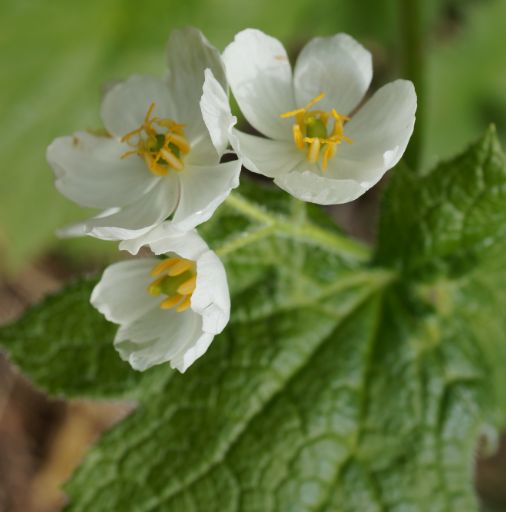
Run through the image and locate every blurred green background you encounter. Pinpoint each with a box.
[1,0,505,271]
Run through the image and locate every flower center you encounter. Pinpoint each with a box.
[147,256,197,312]
[120,102,190,176]
[280,93,353,171]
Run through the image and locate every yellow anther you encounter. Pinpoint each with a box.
[292,124,305,150]
[331,109,351,122]
[280,107,305,119]
[280,92,352,171]
[280,92,327,119]
[147,276,165,296]
[160,148,184,171]
[160,294,184,310]
[150,257,179,277]
[147,257,197,314]
[144,102,156,123]
[168,259,194,277]
[177,275,197,296]
[306,138,321,163]
[304,92,326,110]
[322,143,337,171]
[121,102,190,176]
[167,133,191,154]
[176,295,192,313]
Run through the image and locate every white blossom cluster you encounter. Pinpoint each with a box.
[47,27,416,372]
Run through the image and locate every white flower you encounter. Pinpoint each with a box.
[201,29,417,205]
[91,225,230,372]
[47,28,241,240]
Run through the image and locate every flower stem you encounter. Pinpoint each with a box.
[400,0,426,171]
[222,192,371,262]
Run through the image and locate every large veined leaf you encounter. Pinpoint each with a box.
[1,130,506,510]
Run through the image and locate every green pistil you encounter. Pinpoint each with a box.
[158,270,194,296]
[305,117,327,139]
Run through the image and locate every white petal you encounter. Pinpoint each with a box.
[166,28,226,141]
[192,251,230,334]
[172,160,241,231]
[47,132,155,209]
[91,259,159,325]
[223,29,295,141]
[294,33,372,115]
[170,331,214,373]
[232,129,303,178]
[200,68,238,156]
[185,131,221,167]
[62,174,179,241]
[274,166,369,205]
[114,307,203,372]
[120,224,209,260]
[101,75,176,138]
[332,79,417,181]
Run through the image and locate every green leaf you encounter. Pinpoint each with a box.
[376,127,506,278]
[2,128,506,510]
[0,277,156,398]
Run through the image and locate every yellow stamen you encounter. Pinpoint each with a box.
[147,276,165,296]
[331,109,351,122]
[280,92,326,119]
[147,257,197,314]
[121,102,190,176]
[120,149,140,159]
[293,124,305,150]
[144,102,156,123]
[160,148,184,171]
[306,138,321,163]
[177,275,197,296]
[304,92,326,110]
[322,143,337,171]
[280,93,353,171]
[168,259,194,277]
[280,107,305,119]
[160,294,184,310]
[176,295,192,313]
[167,133,191,154]
[150,257,179,277]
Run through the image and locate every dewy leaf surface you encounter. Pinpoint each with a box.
[2,128,506,510]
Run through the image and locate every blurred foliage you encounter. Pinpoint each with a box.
[427,0,506,168]
[0,0,505,270]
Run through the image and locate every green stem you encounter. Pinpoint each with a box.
[400,0,426,171]
[220,193,371,262]
[224,193,272,224]
[216,225,276,258]
[275,219,370,261]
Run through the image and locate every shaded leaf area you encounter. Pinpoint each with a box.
[2,130,506,510]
